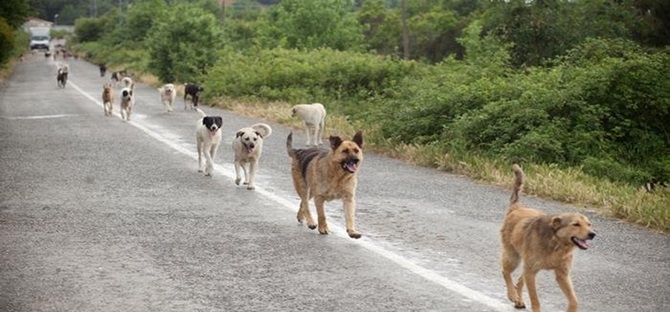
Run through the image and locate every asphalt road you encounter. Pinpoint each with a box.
[1,51,668,312]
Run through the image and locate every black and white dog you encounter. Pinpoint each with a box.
[56,64,69,88]
[195,108,223,176]
[120,87,134,121]
[184,83,204,110]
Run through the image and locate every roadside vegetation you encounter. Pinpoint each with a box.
[21,0,670,232]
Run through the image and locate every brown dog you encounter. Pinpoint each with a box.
[286,131,364,239]
[102,83,114,116]
[500,164,596,312]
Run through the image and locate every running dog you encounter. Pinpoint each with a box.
[195,108,223,176]
[291,103,326,146]
[500,164,596,312]
[119,87,134,121]
[98,63,107,77]
[56,64,69,88]
[184,83,204,110]
[286,130,364,239]
[232,123,273,190]
[158,83,177,112]
[102,83,114,116]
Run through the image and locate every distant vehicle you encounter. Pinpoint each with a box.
[29,27,51,51]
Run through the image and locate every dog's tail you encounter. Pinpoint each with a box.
[510,164,524,205]
[195,107,207,118]
[286,131,296,158]
[251,123,272,139]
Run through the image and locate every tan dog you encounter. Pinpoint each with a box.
[158,83,176,112]
[500,164,596,312]
[291,103,326,146]
[286,130,364,239]
[102,83,114,116]
[232,123,272,190]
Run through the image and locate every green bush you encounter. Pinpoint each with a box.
[145,4,223,82]
[0,18,14,65]
[204,48,418,116]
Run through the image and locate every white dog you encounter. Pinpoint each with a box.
[195,108,223,176]
[291,103,326,146]
[119,87,134,121]
[232,123,272,190]
[158,83,176,112]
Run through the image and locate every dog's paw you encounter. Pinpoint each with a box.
[347,230,362,239]
[234,178,241,185]
[317,224,329,234]
[205,172,212,177]
[513,301,526,309]
[246,185,255,190]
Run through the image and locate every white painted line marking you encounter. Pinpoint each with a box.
[2,114,78,120]
[68,78,512,311]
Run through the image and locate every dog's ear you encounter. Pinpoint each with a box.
[215,117,223,125]
[551,216,563,230]
[236,131,244,138]
[330,136,343,150]
[352,131,364,149]
[255,131,263,138]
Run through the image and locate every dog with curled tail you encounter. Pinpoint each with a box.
[291,103,326,146]
[195,108,223,176]
[232,123,272,190]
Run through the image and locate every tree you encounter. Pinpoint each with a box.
[145,4,223,82]
[0,18,15,65]
[261,0,365,51]
[0,0,30,28]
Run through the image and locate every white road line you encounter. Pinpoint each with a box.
[2,114,78,120]
[68,78,512,311]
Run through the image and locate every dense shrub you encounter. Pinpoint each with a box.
[427,38,668,185]
[0,18,14,65]
[204,48,419,116]
[145,4,223,83]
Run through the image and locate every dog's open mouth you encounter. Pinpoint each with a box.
[245,144,255,153]
[341,157,359,174]
[571,237,591,250]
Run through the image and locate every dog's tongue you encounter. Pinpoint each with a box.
[345,162,358,173]
[246,145,254,153]
[574,238,590,250]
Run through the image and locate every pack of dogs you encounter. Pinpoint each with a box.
[86,65,598,311]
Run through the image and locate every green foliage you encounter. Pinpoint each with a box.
[386,38,669,185]
[260,0,365,52]
[0,18,15,65]
[74,14,117,42]
[113,0,167,45]
[0,0,30,28]
[145,4,223,82]
[204,47,418,115]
